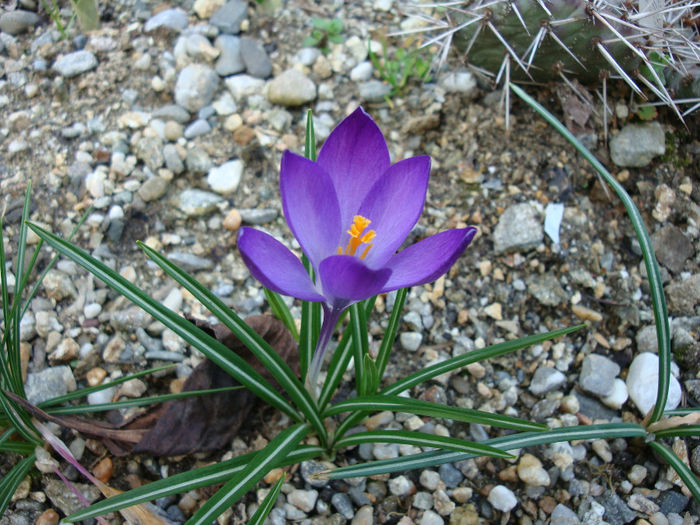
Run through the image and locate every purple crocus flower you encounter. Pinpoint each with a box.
[238,107,476,393]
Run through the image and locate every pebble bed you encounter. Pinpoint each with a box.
[1,0,699,524]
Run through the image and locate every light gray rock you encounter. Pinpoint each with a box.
[579,354,620,397]
[439,70,477,96]
[225,74,265,100]
[350,61,374,82]
[175,189,223,216]
[183,118,212,138]
[358,80,392,101]
[144,8,189,32]
[167,252,214,271]
[25,366,76,404]
[210,0,247,34]
[550,504,581,525]
[666,273,700,313]
[610,122,665,167]
[239,37,272,78]
[238,208,278,224]
[207,159,244,194]
[267,69,316,106]
[626,352,681,415]
[529,366,567,395]
[287,489,318,513]
[493,202,543,253]
[651,224,693,274]
[185,147,213,174]
[400,331,423,352]
[214,35,245,76]
[44,480,100,516]
[138,177,168,202]
[0,10,39,35]
[153,104,190,123]
[163,144,185,174]
[174,64,219,112]
[53,50,98,78]
[488,485,517,512]
[527,273,568,306]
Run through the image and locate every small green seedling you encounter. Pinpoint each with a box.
[303,17,344,54]
[369,39,433,98]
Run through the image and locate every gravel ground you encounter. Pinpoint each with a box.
[1,1,699,524]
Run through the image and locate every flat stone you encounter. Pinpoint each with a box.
[53,50,97,78]
[610,121,665,167]
[175,189,222,216]
[239,37,272,78]
[626,352,681,415]
[601,378,629,409]
[550,504,581,525]
[153,104,191,123]
[24,366,76,404]
[439,70,477,96]
[267,69,317,106]
[183,118,212,138]
[167,252,213,271]
[493,202,543,253]
[358,80,392,101]
[44,480,100,516]
[527,273,568,306]
[665,273,700,313]
[238,208,277,224]
[225,74,265,101]
[174,64,219,112]
[579,353,620,397]
[210,0,247,34]
[0,10,40,35]
[529,366,566,395]
[144,8,189,32]
[163,144,185,174]
[597,489,636,525]
[207,159,244,194]
[652,224,693,273]
[214,35,245,76]
[400,331,423,351]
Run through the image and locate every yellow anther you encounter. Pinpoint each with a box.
[339,215,376,258]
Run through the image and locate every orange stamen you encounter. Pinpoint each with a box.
[338,215,376,258]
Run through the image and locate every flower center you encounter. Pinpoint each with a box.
[338,215,375,259]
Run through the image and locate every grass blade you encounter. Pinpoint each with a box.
[652,425,700,438]
[334,429,514,458]
[263,288,298,341]
[647,441,700,501]
[0,453,35,516]
[510,83,670,424]
[185,424,309,525]
[323,423,647,478]
[248,474,285,525]
[350,302,369,396]
[324,395,545,432]
[375,288,407,381]
[66,445,322,521]
[138,242,327,447]
[27,222,301,423]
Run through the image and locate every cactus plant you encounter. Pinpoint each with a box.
[399,0,700,117]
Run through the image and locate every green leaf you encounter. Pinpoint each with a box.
[652,425,700,438]
[0,441,35,454]
[66,445,323,521]
[510,83,670,424]
[363,354,378,395]
[334,430,514,458]
[0,454,35,516]
[137,242,327,447]
[350,302,369,396]
[323,423,647,478]
[186,424,309,525]
[647,441,700,502]
[375,288,407,384]
[301,36,318,47]
[248,474,285,525]
[27,222,301,424]
[324,395,545,432]
[263,288,298,341]
[327,18,343,34]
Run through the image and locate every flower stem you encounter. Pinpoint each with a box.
[305,305,343,401]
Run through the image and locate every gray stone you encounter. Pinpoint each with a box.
[438,463,463,488]
[210,0,247,34]
[144,8,189,32]
[174,64,219,112]
[400,331,423,351]
[652,224,693,273]
[610,122,665,167]
[493,202,543,253]
[225,74,265,100]
[214,35,245,76]
[207,159,244,194]
[331,493,354,519]
[413,491,433,510]
[185,147,213,174]
[350,61,374,82]
[300,460,330,488]
[551,504,581,525]
[358,80,392,101]
[420,510,444,525]
[167,253,214,272]
[579,354,620,397]
[44,480,100,516]
[527,273,568,306]
[163,144,184,174]
[133,136,164,172]
[487,485,517,512]
[53,50,98,78]
[531,397,560,421]
[138,177,169,202]
[0,10,40,35]
[626,352,681,415]
[657,490,689,515]
[597,490,636,525]
[665,273,700,313]
[183,118,212,138]
[24,366,76,404]
[238,208,278,224]
[175,189,222,216]
[529,366,567,395]
[636,324,660,353]
[287,489,318,513]
[239,37,272,78]
[267,69,317,107]
[153,104,191,123]
[352,506,373,525]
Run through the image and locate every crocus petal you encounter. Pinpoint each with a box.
[237,227,325,302]
[318,255,391,305]
[380,227,477,293]
[280,151,342,266]
[317,107,391,228]
[356,155,430,267]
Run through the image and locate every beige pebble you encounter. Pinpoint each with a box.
[164,120,183,141]
[223,209,242,231]
[119,378,147,398]
[264,468,285,484]
[477,382,492,398]
[36,509,59,525]
[86,367,107,387]
[466,362,486,379]
[592,439,613,462]
[479,260,492,276]
[572,304,603,322]
[484,303,502,320]
[365,410,394,431]
[452,487,473,503]
[560,395,580,414]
